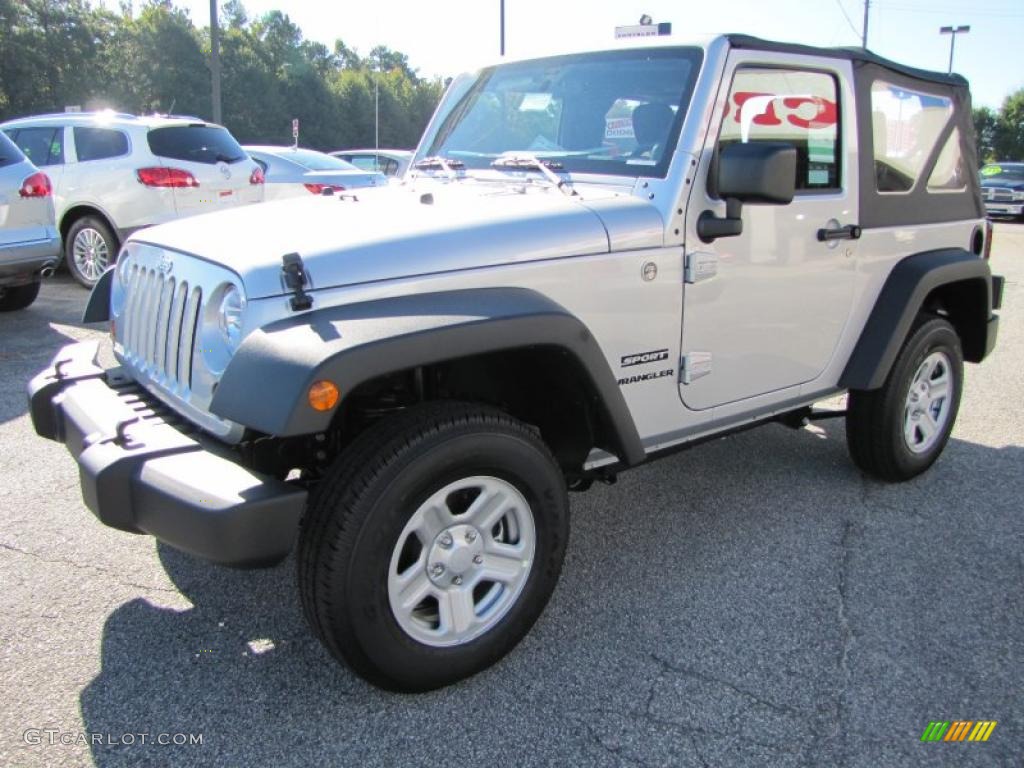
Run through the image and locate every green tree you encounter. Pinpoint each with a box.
[993,88,1024,160]
[0,0,443,151]
[972,106,998,162]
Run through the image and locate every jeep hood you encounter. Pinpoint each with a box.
[130,182,665,299]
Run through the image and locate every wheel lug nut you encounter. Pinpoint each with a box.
[465,530,477,543]
[431,563,445,576]
[473,555,483,565]
[438,533,453,548]
[452,575,463,586]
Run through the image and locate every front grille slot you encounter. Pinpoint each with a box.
[121,266,202,392]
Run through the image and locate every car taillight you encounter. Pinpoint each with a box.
[19,171,52,198]
[136,167,199,188]
[304,183,346,195]
[250,167,265,185]
[983,220,993,260]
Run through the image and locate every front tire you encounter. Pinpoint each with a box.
[846,316,963,481]
[65,216,117,288]
[298,402,569,691]
[0,281,41,311]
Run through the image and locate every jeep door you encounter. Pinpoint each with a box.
[680,54,859,410]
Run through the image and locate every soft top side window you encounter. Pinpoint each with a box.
[870,81,953,194]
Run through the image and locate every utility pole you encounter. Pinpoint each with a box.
[210,0,222,123]
[374,49,380,155]
[940,25,970,74]
[500,0,506,56]
[861,0,869,49]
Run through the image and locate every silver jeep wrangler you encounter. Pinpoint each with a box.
[30,35,1003,691]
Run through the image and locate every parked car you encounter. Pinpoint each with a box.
[330,148,413,178]
[0,111,264,287]
[244,146,386,201]
[31,35,1002,692]
[0,130,60,310]
[979,161,1024,220]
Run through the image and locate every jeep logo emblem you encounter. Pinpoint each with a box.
[157,254,173,274]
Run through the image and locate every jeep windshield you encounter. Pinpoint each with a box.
[425,47,703,179]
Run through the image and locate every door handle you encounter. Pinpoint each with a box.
[817,224,861,242]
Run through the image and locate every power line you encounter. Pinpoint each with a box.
[873,2,1024,16]
[834,0,863,42]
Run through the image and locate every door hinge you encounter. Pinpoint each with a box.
[684,251,717,284]
[680,352,712,384]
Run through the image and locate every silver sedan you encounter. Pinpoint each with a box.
[244,146,387,201]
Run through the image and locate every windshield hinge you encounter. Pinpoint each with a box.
[282,252,313,312]
[680,352,712,384]
[684,252,718,284]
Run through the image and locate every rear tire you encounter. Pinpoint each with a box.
[298,402,569,692]
[0,281,41,311]
[65,216,117,288]
[846,316,963,481]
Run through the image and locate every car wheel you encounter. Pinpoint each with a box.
[846,316,963,482]
[298,401,569,692]
[0,281,41,311]
[65,216,117,288]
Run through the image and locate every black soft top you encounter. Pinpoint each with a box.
[726,34,968,88]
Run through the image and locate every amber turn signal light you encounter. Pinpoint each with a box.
[308,380,340,411]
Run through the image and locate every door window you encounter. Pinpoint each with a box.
[74,127,129,162]
[11,126,64,166]
[718,68,840,191]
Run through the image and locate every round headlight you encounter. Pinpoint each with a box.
[218,286,245,351]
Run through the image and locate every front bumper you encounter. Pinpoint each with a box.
[28,342,307,567]
[984,202,1023,216]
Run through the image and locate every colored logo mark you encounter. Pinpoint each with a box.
[921,721,997,742]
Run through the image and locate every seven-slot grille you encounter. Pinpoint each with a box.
[120,264,203,390]
[984,187,1012,202]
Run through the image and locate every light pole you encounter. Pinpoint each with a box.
[210,0,221,123]
[939,25,970,74]
[862,0,869,49]
[500,0,505,56]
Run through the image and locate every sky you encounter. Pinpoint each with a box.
[171,0,1024,109]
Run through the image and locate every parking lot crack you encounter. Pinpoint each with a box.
[649,652,808,720]
[820,517,858,766]
[0,541,178,594]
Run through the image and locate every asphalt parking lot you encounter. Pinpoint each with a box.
[1,225,1021,768]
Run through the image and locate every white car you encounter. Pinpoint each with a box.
[330,148,414,178]
[244,146,386,201]
[1,111,264,287]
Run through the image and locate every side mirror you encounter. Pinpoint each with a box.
[697,142,797,242]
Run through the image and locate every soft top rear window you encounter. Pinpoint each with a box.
[147,125,246,165]
[0,130,27,169]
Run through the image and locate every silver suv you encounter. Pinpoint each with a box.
[0,130,60,310]
[1,112,264,287]
[31,35,1003,692]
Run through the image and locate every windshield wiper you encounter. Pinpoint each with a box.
[491,154,577,196]
[215,153,243,163]
[413,156,465,179]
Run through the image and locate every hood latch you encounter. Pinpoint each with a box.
[282,252,313,312]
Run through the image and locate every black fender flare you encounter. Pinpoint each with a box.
[840,248,996,391]
[210,287,645,466]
